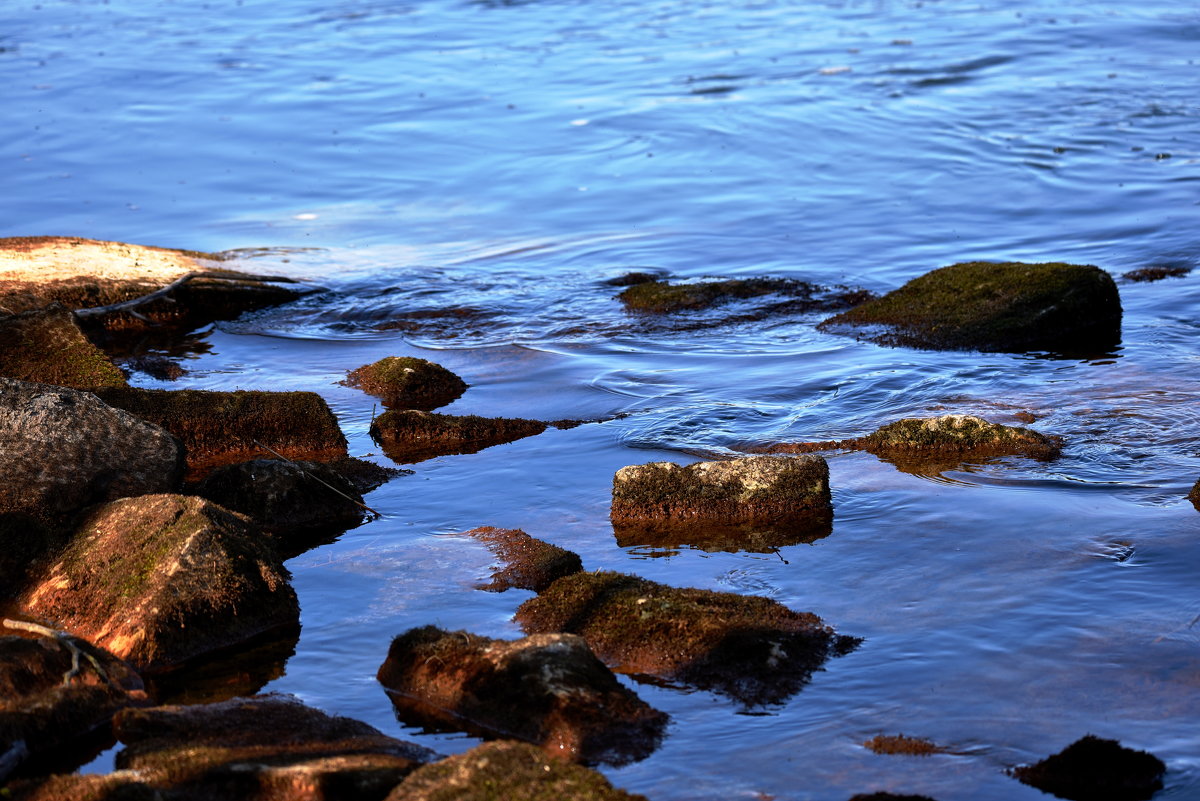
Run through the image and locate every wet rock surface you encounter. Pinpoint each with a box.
[463,526,583,593]
[343,357,467,411]
[378,626,666,765]
[818,261,1121,354]
[0,379,184,527]
[516,570,859,705]
[1010,735,1166,801]
[1187,479,1200,512]
[385,740,650,801]
[369,410,549,464]
[92,387,349,480]
[17,494,299,672]
[863,734,946,756]
[0,306,127,389]
[616,277,873,316]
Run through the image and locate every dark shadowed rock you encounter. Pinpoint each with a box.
[848,794,939,801]
[378,627,666,766]
[516,570,858,706]
[326,457,412,494]
[92,387,348,480]
[0,629,148,783]
[18,494,298,672]
[819,261,1121,354]
[0,379,184,526]
[385,740,650,801]
[0,306,127,389]
[1011,735,1166,801]
[463,526,582,593]
[369,410,547,464]
[0,514,60,601]
[1120,265,1191,283]
[1188,479,1200,512]
[342,357,467,411]
[617,277,869,314]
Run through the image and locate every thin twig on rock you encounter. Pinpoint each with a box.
[251,439,382,518]
[72,270,301,320]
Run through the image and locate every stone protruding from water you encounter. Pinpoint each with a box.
[862,734,946,756]
[17,494,298,672]
[369,410,548,464]
[378,626,667,766]
[464,526,583,593]
[611,454,831,526]
[385,740,650,801]
[617,277,871,314]
[516,570,859,706]
[0,379,184,526]
[343,357,467,411]
[0,306,128,389]
[1187,479,1200,512]
[819,261,1121,353]
[1010,735,1166,801]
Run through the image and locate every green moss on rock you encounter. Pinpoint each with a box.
[343,357,467,411]
[464,527,583,593]
[0,306,127,389]
[619,277,825,313]
[861,415,1062,459]
[819,261,1121,353]
[369,411,547,464]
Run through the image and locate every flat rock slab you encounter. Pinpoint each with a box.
[0,631,148,783]
[18,494,299,672]
[0,379,184,526]
[378,627,666,766]
[0,306,127,389]
[516,570,859,706]
[342,357,467,411]
[1010,735,1166,801]
[92,387,348,480]
[463,526,582,593]
[386,740,650,801]
[369,410,548,464]
[819,261,1121,354]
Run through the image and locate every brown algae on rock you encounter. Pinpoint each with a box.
[463,526,583,593]
[369,410,548,464]
[818,261,1121,353]
[516,570,859,705]
[343,357,467,411]
[617,276,874,316]
[0,306,128,389]
[863,734,946,756]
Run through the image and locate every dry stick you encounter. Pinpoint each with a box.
[73,270,301,320]
[251,439,383,518]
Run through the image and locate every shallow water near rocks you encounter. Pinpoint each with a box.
[4,0,1200,798]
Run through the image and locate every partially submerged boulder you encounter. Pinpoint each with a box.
[369,410,548,464]
[819,261,1121,353]
[617,277,870,314]
[0,379,184,526]
[18,494,299,672]
[464,526,582,593]
[863,734,946,756]
[343,357,467,411]
[378,627,666,766]
[0,306,127,389]
[92,387,348,480]
[516,570,859,705]
[1188,479,1199,512]
[1010,735,1166,801]
[386,740,650,801]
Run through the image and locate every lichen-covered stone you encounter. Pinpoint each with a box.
[92,387,348,480]
[386,740,650,801]
[610,455,831,527]
[0,306,127,389]
[464,527,582,593]
[819,261,1121,353]
[18,494,299,672]
[369,410,547,464]
[378,627,666,766]
[516,570,858,705]
[1010,735,1166,801]
[0,379,184,526]
[343,357,467,411]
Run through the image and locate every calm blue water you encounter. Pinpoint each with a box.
[4,1,1200,798]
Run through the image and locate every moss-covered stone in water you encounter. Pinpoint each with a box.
[343,357,467,411]
[515,570,858,705]
[819,261,1121,353]
[464,527,583,593]
[863,734,945,756]
[618,278,819,313]
[369,411,547,464]
[1188,479,1200,512]
[861,415,1061,460]
[0,306,127,389]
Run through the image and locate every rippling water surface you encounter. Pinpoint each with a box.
[4,0,1200,798]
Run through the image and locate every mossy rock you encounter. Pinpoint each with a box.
[863,734,945,756]
[819,261,1121,353]
[369,411,547,464]
[861,415,1061,460]
[516,570,859,705]
[343,357,467,411]
[1188,479,1200,512]
[619,277,829,313]
[0,305,127,389]
[1010,735,1165,801]
[464,527,583,593]
[386,740,649,801]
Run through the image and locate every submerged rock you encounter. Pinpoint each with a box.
[369,410,548,464]
[464,526,583,593]
[0,379,184,526]
[0,306,127,389]
[516,570,859,705]
[18,494,298,672]
[1188,479,1199,512]
[617,277,869,314]
[343,357,467,411]
[1010,735,1166,801]
[863,734,946,756]
[92,387,348,480]
[378,627,666,766]
[1120,265,1191,283]
[386,740,650,801]
[819,261,1121,353]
